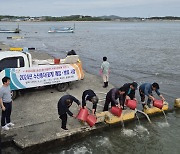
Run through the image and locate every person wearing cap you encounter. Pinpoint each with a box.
[82,89,99,115]
[139,82,165,108]
[103,87,126,111]
[121,82,138,109]
[57,95,80,130]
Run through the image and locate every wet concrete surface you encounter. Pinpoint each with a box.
[1,70,114,153]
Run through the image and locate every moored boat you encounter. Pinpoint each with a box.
[0,25,20,33]
[48,27,74,33]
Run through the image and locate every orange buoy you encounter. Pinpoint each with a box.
[126,100,137,110]
[153,100,163,109]
[86,115,97,127]
[54,58,60,64]
[110,106,122,117]
[76,108,89,121]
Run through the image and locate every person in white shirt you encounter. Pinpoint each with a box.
[101,56,110,88]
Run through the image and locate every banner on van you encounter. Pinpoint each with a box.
[5,63,84,90]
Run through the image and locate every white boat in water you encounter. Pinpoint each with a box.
[0,29,20,33]
[0,25,20,33]
[48,27,74,33]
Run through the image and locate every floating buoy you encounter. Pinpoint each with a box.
[54,58,60,64]
[105,110,135,124]
[86,115,97,127]
[126,100,137,110]
[28,48,36,50]
[153,100,163,109]
[174,98,180,108]
[76,108,89,121]
[110,106,122,117]
[10,47,23,51]
[144,102,168,115]
[7,36,24,39]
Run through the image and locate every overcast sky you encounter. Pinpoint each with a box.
[0,0,180,17]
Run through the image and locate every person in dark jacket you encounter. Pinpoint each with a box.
[103,87,126,111]
[82,89,99,115]
[57,95,80,130]
[139,82,165,108]
[121,82,138,109]
[67,50,77,56]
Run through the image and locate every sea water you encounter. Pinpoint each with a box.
[0,21,180,154]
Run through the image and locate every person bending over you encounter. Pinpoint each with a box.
[57,95,80,130]
[82,89,99,115]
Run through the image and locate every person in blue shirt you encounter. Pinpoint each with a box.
[57,95,80,130]
[139,82,165,108]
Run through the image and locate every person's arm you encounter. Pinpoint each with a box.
[0,98,5,111]
[92,103,97,115]
[71,96,81,111]
[144,86,155,101]
[131,90,137,100]
[71,95,80,106]
[101,63,104,70]
[126,95,130,100]
[82,92,87,108]
[159,94,165,101]
[154,89,165,100]
[132,90,135,99]
[111,89,119,105]
[66,107,73,117]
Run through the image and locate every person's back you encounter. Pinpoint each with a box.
[67,50,76,56]
[101,56,110,88]
[101,61,110,75]
[139,83,151,95]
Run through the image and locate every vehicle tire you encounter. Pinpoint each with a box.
[11,90,17,100]
[56,83,69,92]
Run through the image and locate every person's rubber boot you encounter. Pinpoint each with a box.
[103,82,106,88]
[106,82,108,87]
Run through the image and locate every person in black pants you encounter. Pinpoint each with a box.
[82,89,99,115]
[121,82,138,109]
[0,77,15,131]
[57,95,80,130]
[103,87,126,111]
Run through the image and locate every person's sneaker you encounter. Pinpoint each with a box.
[2,125,10,131]
[6,122,15,127]
[61,127,68,130]
[147,103,151,108]
[144,105,149,110]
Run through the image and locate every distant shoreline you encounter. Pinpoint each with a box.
[1,15,180,22]
[1,20,180,23]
